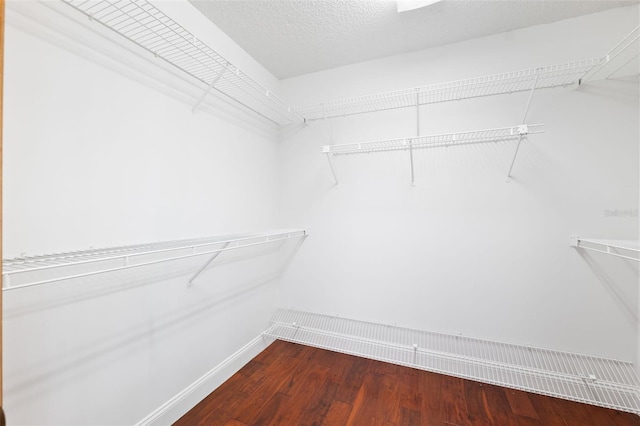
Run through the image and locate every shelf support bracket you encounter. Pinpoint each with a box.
[323,111,338,185]
[506,72,540,182]
[323,147,338,185]
[187,241,230,285]
[410,91,419,186]
[409,139,415,186]
[192,63,230,113]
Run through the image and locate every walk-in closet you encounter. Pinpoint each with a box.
[1,0,639,424]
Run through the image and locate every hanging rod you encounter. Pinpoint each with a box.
[321,124,544,155]
[2,230,307,291]
[61,0,303,125]
[295,59,602,120]
[570,236,640,262]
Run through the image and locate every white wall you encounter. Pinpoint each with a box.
[4,0,283,256]
[3,1,288,424]
[278,5,639,363]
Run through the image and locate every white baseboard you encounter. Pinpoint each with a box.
[135,333,274,426]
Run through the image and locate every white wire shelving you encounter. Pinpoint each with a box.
[313,25,639,184]
[295,59,601,120]
[266,308,640,415]
[61,0,302,125]
[321,123,544,184]
[294,25,639,121]
[582,26,640,82]
[2,230,306,291]
[57,1,638,127]
[321,124,543,156]
[570,236,640,262]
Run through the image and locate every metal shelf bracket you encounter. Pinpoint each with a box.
[410,91,419,186]
[324,150,338,185]
[192,63,231,113]
[323,110,339,185]
[187,241,230,285]
[506,72,540,183]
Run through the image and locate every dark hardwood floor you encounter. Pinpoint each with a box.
[175,340,640,426]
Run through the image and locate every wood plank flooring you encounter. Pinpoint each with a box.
[175,340,640,426]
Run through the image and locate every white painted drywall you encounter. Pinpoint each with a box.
[2,1,287,424]
[278,5,639,364]
[3,0,288,256]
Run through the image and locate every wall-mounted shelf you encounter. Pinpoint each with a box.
[311,25,638,185]
[2,230,307,290]
[294,25,639,121]
[267,308,640,415]
[570,236,639,262]
[321,123,544,184]
[322,124,544,155]
[581,26,640,82]
[295,59,601,120]
[62,0,303,125]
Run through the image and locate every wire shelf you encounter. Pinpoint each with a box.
[582,26,640,82]
[267,308,640,415]
[322,124,544,156]
[570,236,640,262]
[2,230,306,290]
[61,0,302,125]
[294,59,602,120]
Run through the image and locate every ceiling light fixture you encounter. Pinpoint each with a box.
[397,0,443,13]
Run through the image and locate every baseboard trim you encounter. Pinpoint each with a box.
[135,331,275,426]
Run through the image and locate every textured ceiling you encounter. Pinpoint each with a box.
[188,0,638,79]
